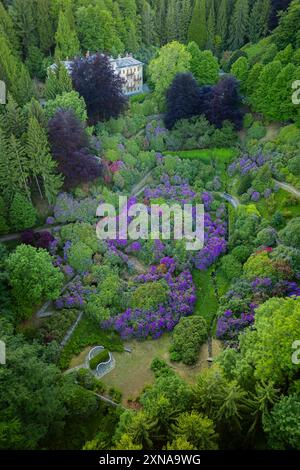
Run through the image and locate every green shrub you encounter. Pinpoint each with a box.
[169,316,208,365]
[247,121,266,140]
[89,349,110,370]
[68,241,93,272]
[131,281,169,311]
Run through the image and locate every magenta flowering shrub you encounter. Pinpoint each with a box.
[102,258,196,339]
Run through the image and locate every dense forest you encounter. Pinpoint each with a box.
[1,0,300,454]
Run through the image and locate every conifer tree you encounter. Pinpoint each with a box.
[180,0,192,44]
[0,1,20,52]
[248,0,270,43]
[25,98,48,129]
[155,0,167,45]
[36,0,55,54]
[206,0,216,51]
[26,116,62,203]
[0,195,9,234]
[45,63,73,100]
[228,0,249,50]
[166,0,178,42]
[10,0,38,58]
[9,192,37,231]
[54,10,80,61]
[216,0,228,49]
[188,0,207,49]
[0,131,30,201]
[0,93,27,139]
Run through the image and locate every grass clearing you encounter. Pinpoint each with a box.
[164,148,238,163]
[101,335,222,404]
[193,267,218,326]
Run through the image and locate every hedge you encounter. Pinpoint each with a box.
[89,349,110,370]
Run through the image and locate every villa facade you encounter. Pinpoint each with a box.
[50,53,143,96]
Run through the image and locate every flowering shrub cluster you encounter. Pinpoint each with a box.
[55,279,92,310]
[228,152,271,176]
[217,277,300,342]
[102,258,196,339]
[53,193,98,224]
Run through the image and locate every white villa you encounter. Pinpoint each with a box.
[50,53,144,96]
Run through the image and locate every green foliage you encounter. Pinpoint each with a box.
[68,241,93,273]
[131,281,169,311]
[45,63,73,100]
[44,91,87,122]
[54,9,80,60]
[169,316,208,365]
[148,41,191,108]
[89,349,110,370]
[7,244,64,315]
[220,254,243,281]
[187,42,220,85]
[171,411,218,450]
[243,252,277,279]
[9,192,37,231]
[240,297,300,385]
[279,217,300,249]
[228,0,249,50]
[263,394,300,449]
[188,0,207,49]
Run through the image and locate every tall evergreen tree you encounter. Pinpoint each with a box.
[10,0,38,58]
[166,0,178,42]
[248,0,270,43]
[228,0,249,50]
[155,0,167,45]
[36,0,55,54]
[179,0,192,43]
[26,116,62,203]
[0,1,20,52]
[54,10,80,60]
[206,0,216,51]
[140,0,156,46]
[188,0,207,49]
[0,93,26,139]
[216,0,228,49]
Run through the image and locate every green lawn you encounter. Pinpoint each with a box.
[193,267,218,325]
[164,148,238,163]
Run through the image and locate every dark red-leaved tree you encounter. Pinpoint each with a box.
[206,76,244,130]
[48,109,102,188]
[71,53,127,124]
[164,73,212,130]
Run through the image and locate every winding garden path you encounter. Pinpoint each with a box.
[218,192,240,208]
[274,180,300,199]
